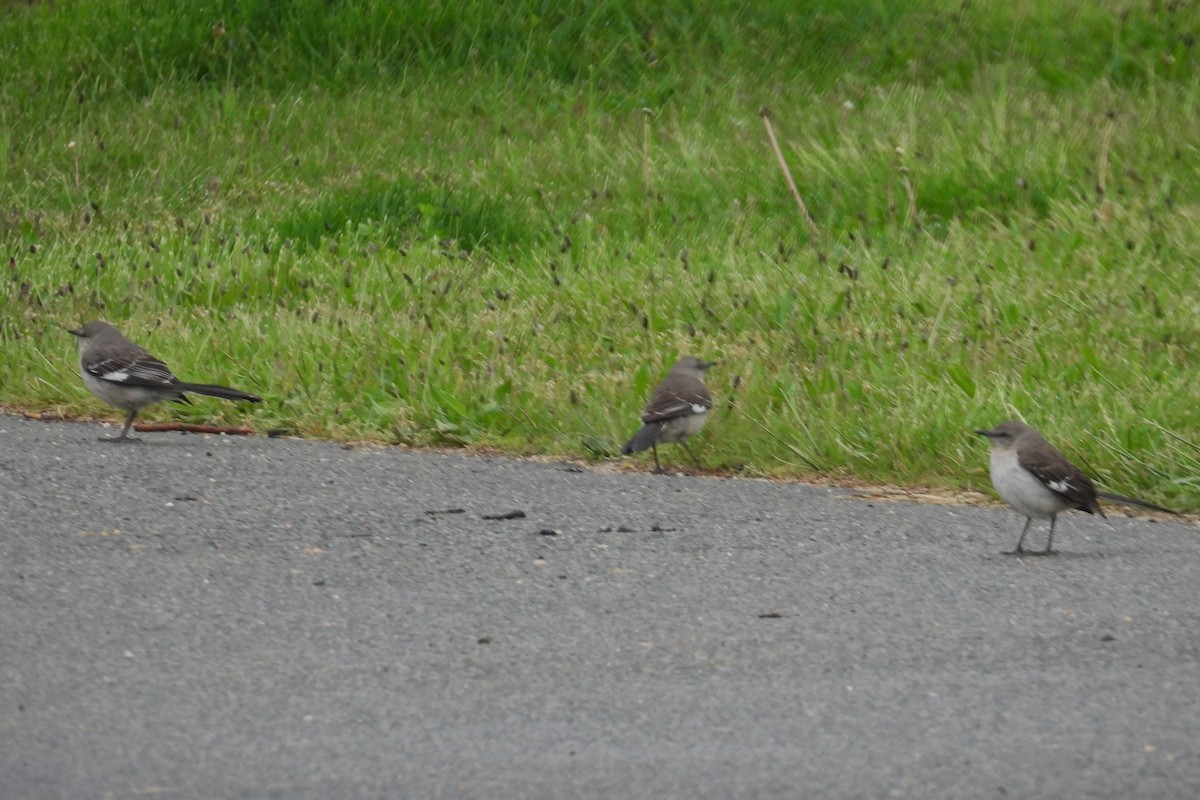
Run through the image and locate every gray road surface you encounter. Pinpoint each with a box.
[2,414,1199,799]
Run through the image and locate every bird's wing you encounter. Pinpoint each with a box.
[83,352,180,389]
[1018,448,1099,512]
[641,382,712,423]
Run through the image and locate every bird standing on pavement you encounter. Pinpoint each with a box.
[975,420,1174,555]
[622,356,717,473]
[68,320,261,441]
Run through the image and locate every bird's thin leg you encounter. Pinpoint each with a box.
[120,409,137,439]
[651,443,664,474]
[103,409,140,442]
[1005,517,1034,555]
[680,440,702,470]
[1037,516,1058,556]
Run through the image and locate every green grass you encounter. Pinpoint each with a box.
[3,0,1200,509]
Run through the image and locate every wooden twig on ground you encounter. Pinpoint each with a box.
[17,410,255,436]
[132,422,256,435]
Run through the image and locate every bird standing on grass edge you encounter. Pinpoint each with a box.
[975,419,1174,555]
[622,356,717,474]
[69,320,262,441]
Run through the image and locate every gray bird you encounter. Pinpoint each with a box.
[975,420,1173,555]
[68,320,261,441]
[622,356,717,473]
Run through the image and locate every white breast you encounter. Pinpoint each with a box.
[989,448,1071,519]
[657,409,709,443]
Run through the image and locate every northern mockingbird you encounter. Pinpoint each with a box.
[975,419,1174,555]
[621,356,717,473]
[68,320,261,441]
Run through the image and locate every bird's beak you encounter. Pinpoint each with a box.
[974,429,994,437]
[65,325,84,337]
[701,360,720,369]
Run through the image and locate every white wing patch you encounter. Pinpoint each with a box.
[1048,479,1073,494]
[101,370,131,383]
[691,404,708,414]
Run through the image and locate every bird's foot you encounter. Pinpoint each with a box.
[1004,546,1057,557]
[100,436,142,444]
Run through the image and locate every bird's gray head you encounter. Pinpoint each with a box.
[66,320,118,339]
[671,356,718,376]
[974,420,1034,448]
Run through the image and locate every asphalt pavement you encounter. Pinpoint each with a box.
[2,413,1199,799]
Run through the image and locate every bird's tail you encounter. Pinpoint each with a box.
[177,382,262,403]
[621,423,662,455]
[1097,491,1177,515]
